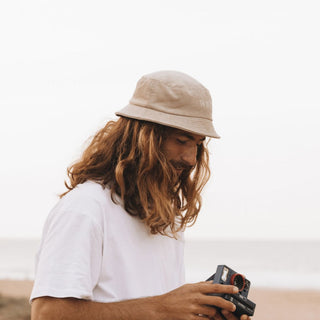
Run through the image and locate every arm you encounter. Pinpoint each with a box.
[31,295,160,320]
[32,282,250,320]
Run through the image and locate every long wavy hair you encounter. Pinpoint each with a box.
[61,117,211,236]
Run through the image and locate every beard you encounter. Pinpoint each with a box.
[169,160,194,172]
[167,160,194,186]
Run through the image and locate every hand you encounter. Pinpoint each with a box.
[207,308,252,320]
[220,310,251,320]
[207,309,252,320]
[156,281,240,320]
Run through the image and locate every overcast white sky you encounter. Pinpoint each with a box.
[0,0,319,240]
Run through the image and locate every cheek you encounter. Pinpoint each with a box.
[163,145,180,161]
[164,149,176,161]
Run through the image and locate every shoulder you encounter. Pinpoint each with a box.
[68,180,107,198]
[61,181,108,208]
[49,181,111,228]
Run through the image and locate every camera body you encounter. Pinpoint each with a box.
[207,265,256,317]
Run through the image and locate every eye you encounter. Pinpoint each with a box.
[177,139,187,145]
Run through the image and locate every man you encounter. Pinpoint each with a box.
[31,70,251,320]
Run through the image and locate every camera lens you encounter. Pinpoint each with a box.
[230,273,246,292]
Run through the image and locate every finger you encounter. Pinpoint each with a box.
[209,312,225,320]
[221,310,251,320]
[201,295,236,312]
[211,312,225,320]
[196,307,225,320]
[221,310,239,320]
[197,304,235,318]
[197,283,239,295]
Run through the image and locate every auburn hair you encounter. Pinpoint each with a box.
[61,117,211,236]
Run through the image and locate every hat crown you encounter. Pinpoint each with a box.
[115,70,220,138]
[129,71,212,120]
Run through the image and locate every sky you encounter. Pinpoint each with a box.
[0,0,319,240]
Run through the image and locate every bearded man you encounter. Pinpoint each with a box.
[30,71,251,320]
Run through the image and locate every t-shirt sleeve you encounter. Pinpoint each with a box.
[30,196,103,302]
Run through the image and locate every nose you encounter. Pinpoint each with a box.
[181,145,197,167]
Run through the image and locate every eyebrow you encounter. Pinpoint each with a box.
[178,133,206,142]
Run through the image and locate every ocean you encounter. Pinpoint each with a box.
[0,238,319,290]
[184,239,320,290]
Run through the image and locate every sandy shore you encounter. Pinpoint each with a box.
[250,287,320,320]
[0,280,33,320]
[1,280,320,320]
[0,280,34,298]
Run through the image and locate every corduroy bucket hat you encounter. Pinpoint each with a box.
[115,70,220,138]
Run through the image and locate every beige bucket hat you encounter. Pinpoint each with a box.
[116,70,220,138]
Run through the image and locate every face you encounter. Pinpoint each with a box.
[162,128,206,176]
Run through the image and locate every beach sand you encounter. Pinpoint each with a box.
[0,280,33,320]
[250,287,320,320]
[1,280,320,319]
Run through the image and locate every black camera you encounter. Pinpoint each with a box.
[206,265,256,317]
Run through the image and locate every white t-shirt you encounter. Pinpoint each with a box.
[30,181,185,303]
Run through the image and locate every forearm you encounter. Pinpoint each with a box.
[32,283,243,320]
[31,296,164,320]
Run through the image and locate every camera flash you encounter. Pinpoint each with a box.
[222,267,229,282]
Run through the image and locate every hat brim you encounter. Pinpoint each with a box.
[115,104,220,139]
